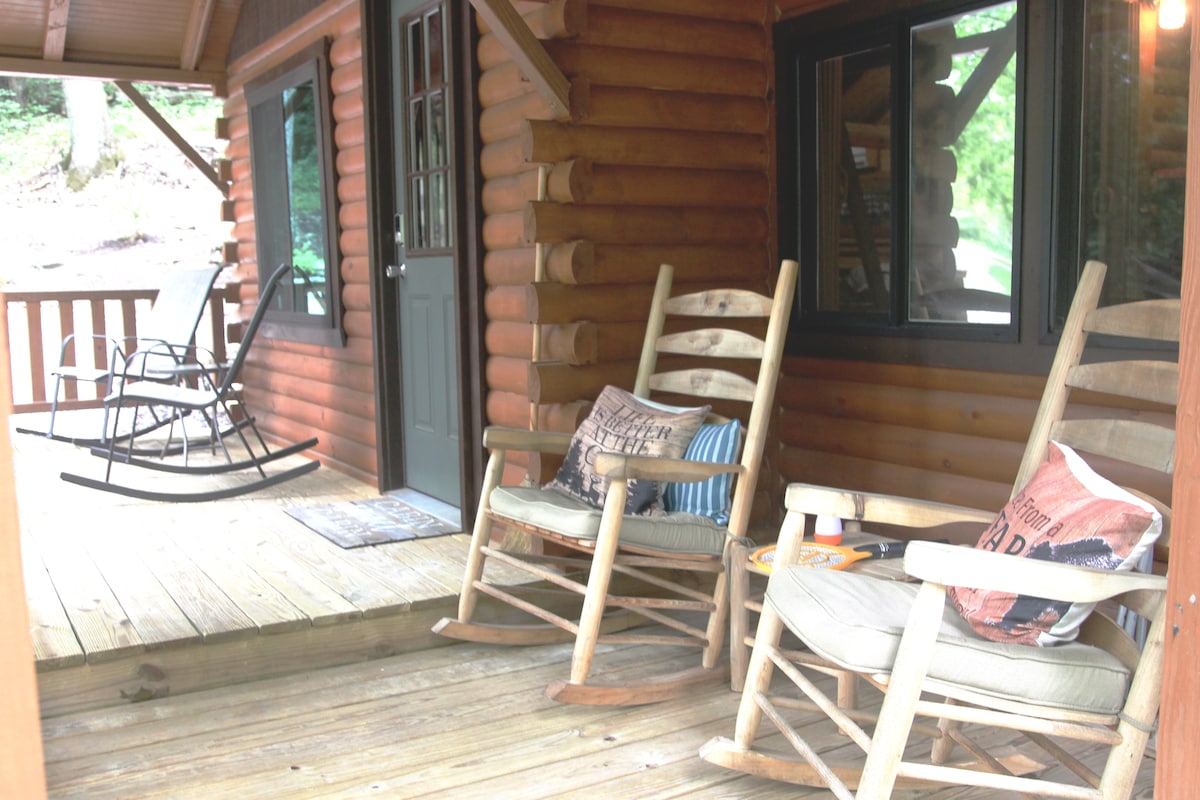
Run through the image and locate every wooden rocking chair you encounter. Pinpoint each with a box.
[60,264,320,502]
[701,260,1175,798]
[434,260,797,705]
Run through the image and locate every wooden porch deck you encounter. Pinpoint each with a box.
[12,413,1156,798]
[11,410,525,719]
[38,639,1156,799]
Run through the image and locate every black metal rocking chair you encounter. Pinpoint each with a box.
[16,265,224,448]
[60,264,320,502]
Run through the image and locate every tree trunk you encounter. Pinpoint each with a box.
[63,79,116,190]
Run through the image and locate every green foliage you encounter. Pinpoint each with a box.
[107,83,224,140]
[0,77,65,116]
[941,4,1019,287]
[0,81,70,178]
[0,78,222,183]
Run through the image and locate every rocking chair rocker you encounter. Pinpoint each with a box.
[60,264,320,502]
[434,260,797,706]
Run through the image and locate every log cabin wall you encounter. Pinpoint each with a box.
[479,0,1120,537]
[221,0,378,485]
[211,0,1176,531]
[479,0,781,522]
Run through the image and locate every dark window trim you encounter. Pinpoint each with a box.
[774,0,1064,375]
[779,1,1027,360]
[245,38,346,347]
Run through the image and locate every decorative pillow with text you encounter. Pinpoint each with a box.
[544,385,709,515]
[949,442,1161,646]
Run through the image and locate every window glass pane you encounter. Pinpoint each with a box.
[429,90,446,168]
[816,44,893,317]
[910,2,1017,324]
[1075,0,1188,306]
[411,175,427,249]
[410,96,426,171]
[246,45,342,345]
[249,100,291,314]
[430,171,447,248]
[282,81,327,315]
[428,8,445,87]
[408,19,425,94]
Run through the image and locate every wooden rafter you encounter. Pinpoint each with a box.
[180,0,217,71]
[469,0,572,120]
[42,0,70,61]
[114,81,228,196]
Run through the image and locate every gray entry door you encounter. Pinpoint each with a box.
[390,0,460,506]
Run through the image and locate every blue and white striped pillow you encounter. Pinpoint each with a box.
[664,419,742,525]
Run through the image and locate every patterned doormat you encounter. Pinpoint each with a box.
[285,495,460,549]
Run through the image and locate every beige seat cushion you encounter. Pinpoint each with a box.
[489,486,727,557]
[767,567,1131,715]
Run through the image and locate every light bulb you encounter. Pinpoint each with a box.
[1159,0,1188,30]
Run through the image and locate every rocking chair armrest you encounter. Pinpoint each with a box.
[122,342,223,387]
[902,540,1168,605]
[481,426,574,454]
[592,452,746,483]
[57,332,123,362]
[134,339,214,362]
[784,483,996,529]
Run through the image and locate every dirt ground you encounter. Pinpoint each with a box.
[3,136,230,292]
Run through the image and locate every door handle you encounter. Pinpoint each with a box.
[387,263,407,279]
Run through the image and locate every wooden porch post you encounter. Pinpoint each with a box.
[0,308,48,797]
[1157,5,1200,793]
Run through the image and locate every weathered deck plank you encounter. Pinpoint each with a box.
[34,526,148,664]
[19,530,85,668]
[249,512,410,618]
[133,529,261,643]
[80,527,203,650]
[39,640,1156,799]
[161,524,311,635]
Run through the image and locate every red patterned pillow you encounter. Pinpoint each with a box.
[949,442,1161,646]
[544,385,709,515]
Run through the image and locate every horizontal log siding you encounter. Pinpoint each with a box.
[478,0,774,489]
[223,0,376,485]
[779,357,1175,542]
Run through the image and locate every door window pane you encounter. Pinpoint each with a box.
[408,18,425,94]
[409,96,426,171]
[429,89,446,168]
[401,2,453,254]
[428,7,444,86]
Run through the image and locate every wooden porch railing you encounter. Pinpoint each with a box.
[1,283,238,414]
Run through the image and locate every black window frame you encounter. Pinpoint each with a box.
[775,0,1175,374]
[245,39,345,347]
